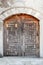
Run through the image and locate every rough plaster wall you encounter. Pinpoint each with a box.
[0,0,43,57]
[0,0,43,13]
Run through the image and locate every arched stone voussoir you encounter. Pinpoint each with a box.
[0,7,42,21]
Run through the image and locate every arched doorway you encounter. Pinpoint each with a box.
[3,13,40,57]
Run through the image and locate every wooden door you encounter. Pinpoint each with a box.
[3,14,39,57]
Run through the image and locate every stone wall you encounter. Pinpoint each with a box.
[0,0,43,57]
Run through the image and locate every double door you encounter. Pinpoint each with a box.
[3,20,39,57]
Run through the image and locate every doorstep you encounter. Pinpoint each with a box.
[0,57,43,65]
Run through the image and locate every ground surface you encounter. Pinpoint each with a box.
[0,57,43,65]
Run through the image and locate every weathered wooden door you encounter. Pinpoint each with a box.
[3,14,39,57]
